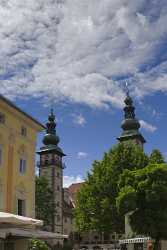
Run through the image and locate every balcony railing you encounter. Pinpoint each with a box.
[37,160,66,169]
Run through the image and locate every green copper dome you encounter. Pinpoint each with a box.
[117,92,146,145]
[43,109,60,146]
[37,109,66,157]
[121,118,140,131]
[121,94,140,131]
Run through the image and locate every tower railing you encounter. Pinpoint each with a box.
[37,160,66,169]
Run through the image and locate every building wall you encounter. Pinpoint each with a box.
[40,161,63,234]
[0,239,29,250]
[63,216,72,235]
[0,98,43,218]
[62,189,73,236]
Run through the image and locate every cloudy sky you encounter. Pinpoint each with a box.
[0,0,167,187]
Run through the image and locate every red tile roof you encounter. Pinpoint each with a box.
[68,182,84,194]
[68,182,85,207]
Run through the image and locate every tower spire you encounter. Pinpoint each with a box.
[125,81,130,96]
[117,88,146,148]
[37,109,65,234]
[38,109,65,156]
[43,109,59,145]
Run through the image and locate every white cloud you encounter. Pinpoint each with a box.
[77,151,88,159]
[0,1,167,108]
[72,113,86,126]
[63,175,84,188]
[140,120,157,133]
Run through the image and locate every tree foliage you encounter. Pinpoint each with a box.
[75,141,167,247]
[116,163,167,249]
[74,142,148,233]
[35,176,55,230]
[29,239,49,250]
[149,149,165,164]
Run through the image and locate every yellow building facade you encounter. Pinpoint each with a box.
[0,95,44,218]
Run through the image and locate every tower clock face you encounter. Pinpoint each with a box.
[54,154,61,164]
[41,154,49,165]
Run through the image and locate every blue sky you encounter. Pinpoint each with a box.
[0,0,167,186]
[15,91,167,187]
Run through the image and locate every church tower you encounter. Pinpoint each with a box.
[37,110,65,234]
[117,91,146,148]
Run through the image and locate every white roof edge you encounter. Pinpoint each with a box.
[0,228,68,240]
[0,212,43,227]
[119,237,151,244]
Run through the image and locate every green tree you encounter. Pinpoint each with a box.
[35,176,55,230]
[116,163,167,250]
[29,239,49,250]
[75,142,148,234]
[149,149,165,164]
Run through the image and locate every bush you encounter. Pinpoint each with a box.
[29,239,49,250]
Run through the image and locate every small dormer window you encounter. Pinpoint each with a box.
[0,113,5,124]
[21,126,27,137]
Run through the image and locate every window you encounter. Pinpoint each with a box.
[57,202,60,207]
[43,154,50,165]
[57,172,60,178]
[54,154,61,164]
[57,185,60,191]
[21,126,27,137]
[19,159,26,174]
[0,113,5,124]
[17,199,26,216]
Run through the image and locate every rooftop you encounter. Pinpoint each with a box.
[0,94,45,130]
[68,182,85,194]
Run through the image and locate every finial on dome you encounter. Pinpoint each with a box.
[125,81,129,96]
[124,82,133,106]
[37,109,66,157]
[117,81,146,146]
[43,109,60,146]
[48,108,56,122]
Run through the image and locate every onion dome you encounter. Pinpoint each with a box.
[121,94,140,131]
[117,92,146,146]
[37,109,65,157]
[43,109,60,146]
